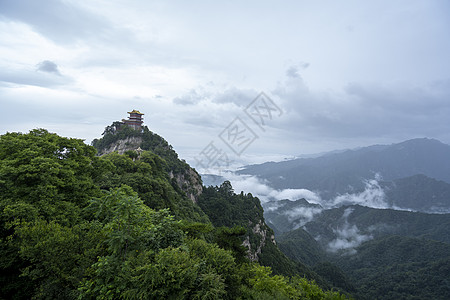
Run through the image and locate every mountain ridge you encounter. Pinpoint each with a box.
[238,138,450,210]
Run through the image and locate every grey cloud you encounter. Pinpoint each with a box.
[212,87,257,106]
[286,63,309,79]
[344,81,450,114]
[0,0,116,44]
[272,71,450,144]
[0,65,71,88]
[183,114,222,129]
[173,89,204,105]
[286,66,301,78]
[36,60,61,75]
[300,62,310,69]
[173,86,257,107]
[0,1,182,70]
[172,88,250,131]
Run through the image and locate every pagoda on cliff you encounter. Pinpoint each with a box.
[122,109,144,130]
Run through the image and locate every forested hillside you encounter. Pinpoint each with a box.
[198,183,326,283]
[93,123,203,203]
[0,128,348,299]
[274,202,450,299]
[335,235,450,300]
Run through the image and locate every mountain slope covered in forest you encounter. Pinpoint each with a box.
[0,126,348,299]
[273,202,450,299]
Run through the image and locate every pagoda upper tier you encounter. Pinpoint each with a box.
[122,109,144,130]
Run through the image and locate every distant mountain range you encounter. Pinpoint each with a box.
[238,138,450,212]
[235,138,450,299]
[200,138,450,298]
[381,174,450,212]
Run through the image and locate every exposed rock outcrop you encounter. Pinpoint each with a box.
[169,168,203,203]
[97,136,143,156]
[243,219,277,261]
[97,136,202,202]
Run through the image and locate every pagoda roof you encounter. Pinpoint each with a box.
[128,109,144,115]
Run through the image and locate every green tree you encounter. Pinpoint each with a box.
[0,129,107,299]
[214,226,248,263]
[14,220,106,299]
[0,129,105,223]
[79,187,185,299]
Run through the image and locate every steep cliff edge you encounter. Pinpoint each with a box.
[97,136,143,155]
[242,219,277,261]
[197,182,323,282]
[92,124,202,202]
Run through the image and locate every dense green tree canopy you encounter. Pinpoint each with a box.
[0,129,348,299]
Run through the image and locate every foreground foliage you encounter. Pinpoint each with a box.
[0,129,348,299]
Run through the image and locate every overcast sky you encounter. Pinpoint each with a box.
[1,0,450,168]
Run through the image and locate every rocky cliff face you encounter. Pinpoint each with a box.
[243,219,277,262]
[169,168,203,203]
[97,136,202,202]
[97,136,143,156]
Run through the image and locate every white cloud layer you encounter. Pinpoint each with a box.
[284,206,324,229]
[220,171,390,209]
[326,208,373,254]
[330,177,388,209]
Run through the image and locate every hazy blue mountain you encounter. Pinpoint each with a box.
[238,138,450,201]
[200,173,227,187]
[381,174,450,213]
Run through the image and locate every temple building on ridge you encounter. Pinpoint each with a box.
[122,109,144,130]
